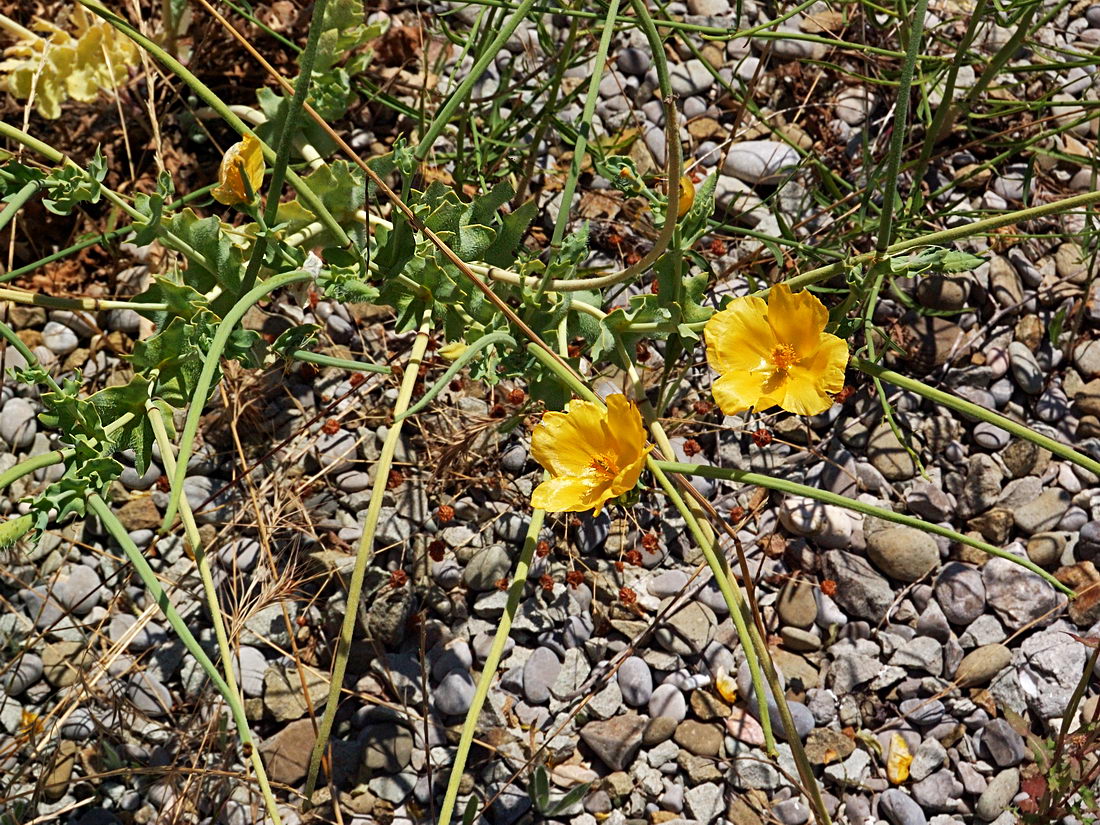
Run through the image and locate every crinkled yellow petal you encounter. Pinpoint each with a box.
[531,476,598,513]
[886,733,913,784]
[212,134,265,206]
[712,370,767,416]
[609,444,650,500]
[531,403,602,477]
[705,296,775,376]
[766,283,829,358]
[604,394,646,466]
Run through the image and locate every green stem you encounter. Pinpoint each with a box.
[86,493,283,825]
[779,188,1100,294]
[289,349,390,373]
[80,1,353,251]
[0,317,62,394]
[0,286,167,313]
[395,331,516,422]
[0,182,39,236]
[144,402,278,815]
[161,269,312,531]
[239,0,330,297]
[853,357,1100,480]
[413,0,538,162]
[654,460,1074,596]
[436,508,546,825]
[0,450,67,492]
[874,0,929,253]
[303,311,433,804]
[648,462,831,824]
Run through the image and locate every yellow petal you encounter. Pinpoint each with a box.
[531,476,595,513]
[714,666,738,703]
[711,370,767,416]
[677,175,695,218]
[705,296,776,377]
[886,733,913,784]
[212,134,265,206]
[604,394,646,466]
[531,404,602,477]
[776,333,848,415]
[438,341,467,361]
[766,283,829,358]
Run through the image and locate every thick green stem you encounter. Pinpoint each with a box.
[437,508,546,825]
[303,312,433,803]
[0,182,39,236]
[853,357,1100,480]
[0,286,167,312]
[161,269,312,531]
[655,460,1074,596]
[86,493,283,825]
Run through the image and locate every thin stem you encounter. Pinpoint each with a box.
[648,462,831,824]
[86,493,283,825]
[655,460,1074,596]
[437,508,546,825]
[412,0,538,163]
[875,0,929,253]
[303,311,433,803]
[239,0,329,297]
[161,269,312,531]
[779,188,1100,294]
[0,286,168,312]
[289,349,390,373]
[853,357,1100,480]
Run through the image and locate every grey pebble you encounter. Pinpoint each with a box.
[934,563,986,625]
[464,545,511,591]
[522,646,561,704]
[617,656,653,707]
[878,788,928,825]
[647,683,687,721]
[1,398,37,450]
[434,670,475,716]
[3,652,43,694]
[975,768,1019,821]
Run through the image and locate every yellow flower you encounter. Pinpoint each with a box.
[212,134,264,206]
[677,175,695,218]
[704,283,848,416]
[886,733,913,784]
[530,394,650,515]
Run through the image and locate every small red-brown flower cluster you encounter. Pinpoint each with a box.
[752,428,773,447]
[428,540,446,562]
[681,438,702,457]
[641,532,660,552]
[539,574,554,592]
[495,577,510,591]
[618,586,637,606]
[387,470,405,489]
[321,418,341,435]
[436,504,455,523]
[389,569,408,588]
[624,549,643,567]
[536,540,551,558]
[508,388,526,405]
[821,579,838,597]
[565,570,585,589]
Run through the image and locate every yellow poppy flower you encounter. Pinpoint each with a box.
[677,175,695,218]
[530,394,651,515]
[212,134,265,206]
[705,283,848,416]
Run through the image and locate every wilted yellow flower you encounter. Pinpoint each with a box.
[714,666,738,704]
[438,341,468,361]
[704,283,848,416]
[0,6,139,119]
[212,134,265,206]
[530,394,650,515]
[677,175,695,218]
[886,733,913,784]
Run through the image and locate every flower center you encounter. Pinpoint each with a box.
[770,343,799,372]
[587,451,620,480]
